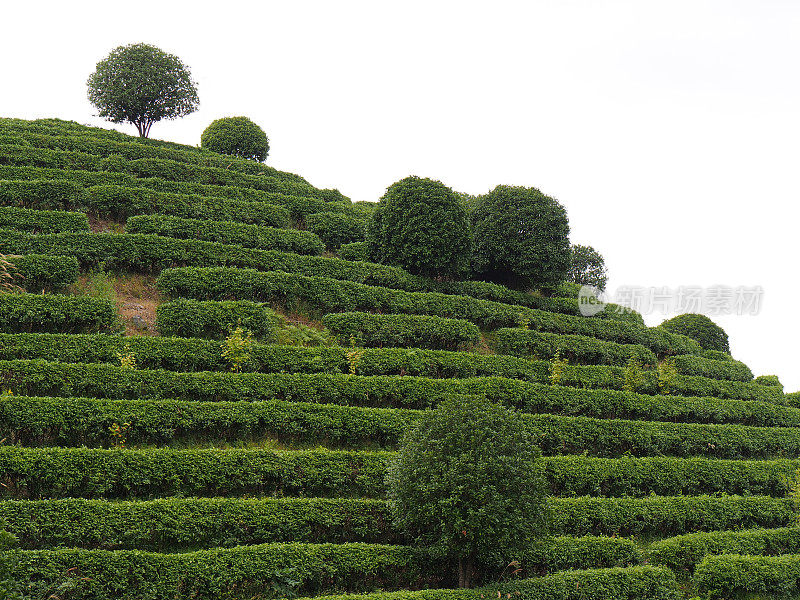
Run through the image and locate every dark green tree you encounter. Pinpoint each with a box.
[471,185,570,290]
[201,116,270,162]
[87,43,199,138]
[567,243,608,290]
[386,395,548,588]
[365,176,472,278]
[659,313,730,353]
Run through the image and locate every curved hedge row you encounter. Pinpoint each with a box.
[2,359,795,428]
[649,526,800,575]
[306,211,367,249]
[322,312,481,351]
[4,393,800,460]
[492,328,657,366]
[7,254,79,292]
[693,553,800,600]
[0,166,349,217]
[0,543,421,600]
[126,214,325,255]
[2,494,789,552]
[339,241,368,261]
[156,299,279,340]
[156,267,699,354]
[551,495,794,538]
[672,354,753,382]
[0,143,332,200]
[0,295,119,334]
[0,205,88,233]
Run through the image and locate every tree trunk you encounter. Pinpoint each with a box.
[458,555,475,588]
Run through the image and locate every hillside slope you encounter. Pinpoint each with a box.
[0,117,794,600]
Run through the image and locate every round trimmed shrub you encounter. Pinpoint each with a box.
[471,185,570,290]
[365,176,472,278]
[659,313,730,353]
[201,117,270,162]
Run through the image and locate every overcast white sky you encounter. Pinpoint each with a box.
[3,1,799,389]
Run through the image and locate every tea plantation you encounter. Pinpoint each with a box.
[0,117,797,599]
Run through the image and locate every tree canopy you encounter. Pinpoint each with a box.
[201,116,270,162]
[87,43,199,138]
[568,243,608,290]
[365,176,472,278]
[386,395,548,588]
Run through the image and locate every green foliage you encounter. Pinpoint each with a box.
[155,267,700,354]
[338,241,368,262]
[471,185,570,290]
[549,350,569,385]
[323,312,481,351]
[127,214,325,255]
[387,396,547,587]
[567,244,608,290]
[6,254,79,292]
[659,313,730,353]
[72,269,117,303]
[672,354,753,382]
[366,176,472,278]
[201,116,270,161]
[156,298,278,341]
[87,43,199,137]
[623,356,646,393]
[306,212,367,249]
[494,328,657,366]
[657,358,678,395]
[0,294,119,334]
[693,553,800,599]
[0,206,89,233]
[221,326,256,372]
[755,374,783,391]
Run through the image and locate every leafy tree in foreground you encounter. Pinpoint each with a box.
[386,395,547,588]
[201,116,270,162]
[659,313,730,353]
[568,243,608,290]
[365,176,472,278]
[87,43,199,138]
[471,185,570,290]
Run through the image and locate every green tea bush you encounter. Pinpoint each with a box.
[693,553,800,599]
[323,312,481,350]
[6,255,79,292]
[659,313,730,353]
[156,298,279,340]
[126,214,325,255]
[0,206,89,233]
[493,328,657,366]
[201,116,269,161]
[0,295,119,334]
[339,241,368,261]
[306,212,366,249]
[672,354,753,382]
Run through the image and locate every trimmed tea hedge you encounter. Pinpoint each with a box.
[5,393,800,459]
[306,211,367,248]
[551,495,795,538]
[649,526,800,575]
[493,328,657,366]
[0,295,119,334]
[7,254,79,292]
[2,359,796,428]
[156,267,699,354]
[0,205,89,233]
[323,312,481,350]
[0,543,422,600]
[693,553,800,600]
[156,299,279,340]
[126,214,325,255]
[300,566,682,600]
[0,445,794,500]
[672,354,753,382]
[339,241,368,261]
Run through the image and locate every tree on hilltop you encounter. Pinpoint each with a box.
[87,43,199,138]
[201,116,270,162]
[567,243,608,290]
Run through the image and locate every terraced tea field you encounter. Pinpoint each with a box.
[0,117,797,599]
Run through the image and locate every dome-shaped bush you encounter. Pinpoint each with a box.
[659,313,730,353]
[365,176,472,278]
[201,116,269,161]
